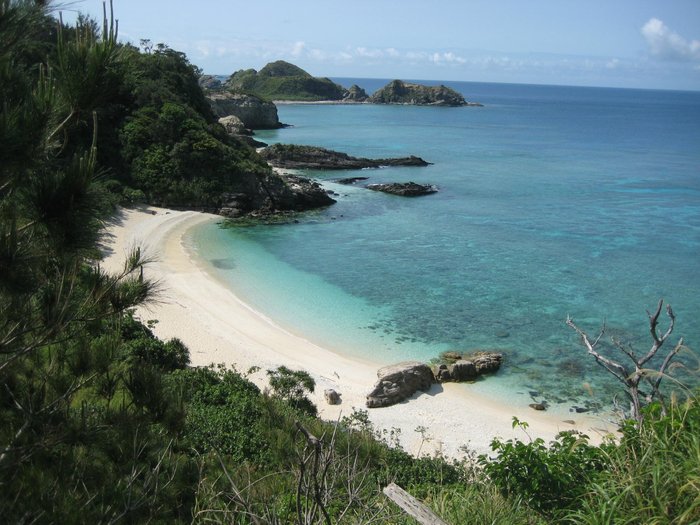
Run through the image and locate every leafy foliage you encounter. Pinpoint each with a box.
[267,365,318,416]
[480,418,613,515]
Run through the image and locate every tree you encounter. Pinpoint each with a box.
[566,299,686,423]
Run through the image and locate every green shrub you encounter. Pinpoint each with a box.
[480,418,612,515]
[267,365,317,417]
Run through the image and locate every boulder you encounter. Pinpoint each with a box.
[366,361,433,408]
[431,351,503,383]
[467,351,503,374]
[366,182,438,197]
[451,359,477,381]
[324,389,341,405]
[218,115,248,135]
[208,92,283,129]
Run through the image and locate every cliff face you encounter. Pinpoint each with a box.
[224,60,348,101]
[208,92,282,129]
[368,80,479,107]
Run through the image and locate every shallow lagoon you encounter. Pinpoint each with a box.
[192,81,700,415]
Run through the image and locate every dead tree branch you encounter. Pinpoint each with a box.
[567,299,686,424]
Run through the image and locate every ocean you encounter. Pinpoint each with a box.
[188,80,700,415]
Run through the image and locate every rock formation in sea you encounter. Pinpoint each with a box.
[366,362,434,408]
[259,144,431,170]
[208,92,283,129]
[368,79,482,107]
[215,171,335,219]
[431,351,503,382]
[366,182,438,197]
[342,84,369,102]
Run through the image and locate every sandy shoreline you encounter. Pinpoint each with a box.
[101,206,615,458]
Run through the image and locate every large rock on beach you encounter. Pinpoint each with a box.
[259,144,430,170]
[324,389,341,405]
[431,351,503,383]
[366,182,438,197]
[208,92,283,129]
[366,361,433,408]
[368,80,482,107]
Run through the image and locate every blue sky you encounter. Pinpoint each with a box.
[64,0,700,90]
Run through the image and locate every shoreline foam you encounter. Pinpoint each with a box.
[101,206,615,458]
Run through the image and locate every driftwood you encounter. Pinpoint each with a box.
[383,483,450,525]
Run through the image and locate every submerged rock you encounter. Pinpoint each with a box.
[366,182,438,197]
[366,361,433,408]
[334,176,370,185]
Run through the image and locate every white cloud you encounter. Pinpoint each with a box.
[430,52,466,65]
[290,41,306,57]
[641,18,700,62]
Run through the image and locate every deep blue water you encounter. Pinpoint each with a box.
[191,80,700,414]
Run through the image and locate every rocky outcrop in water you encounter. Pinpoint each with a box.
[366,362,434,408]
[259,144,430,170]
[208,92,283,129]
[342,84,369,102]
[366,182,438,197]
[369,80,482,107]
[431,351,503,383]
[215,171,335,219]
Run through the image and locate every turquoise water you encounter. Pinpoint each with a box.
[191,81,700,413]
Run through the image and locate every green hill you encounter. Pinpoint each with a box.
[225,60,348,101]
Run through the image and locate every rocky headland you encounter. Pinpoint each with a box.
[259,144,431,170]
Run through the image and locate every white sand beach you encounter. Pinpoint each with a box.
[101,206,615,458]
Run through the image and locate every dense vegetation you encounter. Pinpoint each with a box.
[1,1,697,523]
[226,60,348,101]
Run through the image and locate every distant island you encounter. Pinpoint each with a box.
[200,60,482,107]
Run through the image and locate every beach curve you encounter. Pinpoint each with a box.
[100,206,615,458]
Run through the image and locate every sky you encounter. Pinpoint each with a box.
[62,0,700,91]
